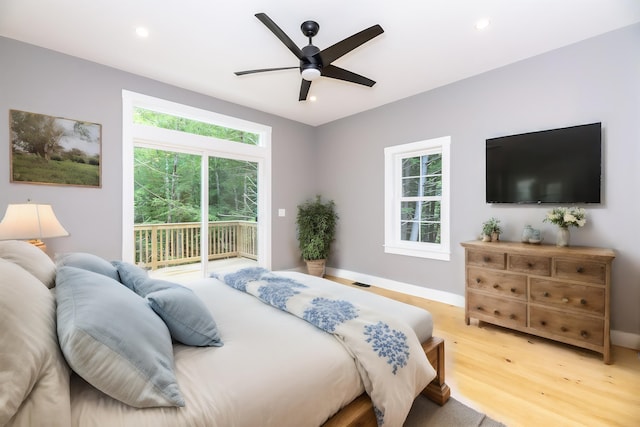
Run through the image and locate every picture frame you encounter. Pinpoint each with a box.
[9,109,102,187]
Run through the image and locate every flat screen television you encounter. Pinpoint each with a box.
[486,122,602,204]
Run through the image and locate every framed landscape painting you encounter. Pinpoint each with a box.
[9,109,102,187]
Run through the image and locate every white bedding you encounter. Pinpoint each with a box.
[69,272,434,427]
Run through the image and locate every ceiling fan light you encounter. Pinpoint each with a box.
[301,68,321,81]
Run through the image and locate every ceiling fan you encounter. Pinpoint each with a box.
[234,13,384,101]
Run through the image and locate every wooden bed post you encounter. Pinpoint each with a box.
[421,336,451,405]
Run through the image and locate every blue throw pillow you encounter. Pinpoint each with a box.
[56,252,120,281]
[147,286,223,347]
[111,260,149,292]
[113,261,223,347]
[113,261,174,295]
[55,266,184,408]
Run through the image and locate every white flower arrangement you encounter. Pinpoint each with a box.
[543,207,587,228]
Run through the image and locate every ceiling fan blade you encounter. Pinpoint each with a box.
[317,24,384,65]
[321,64,376,87]
[299,79,311,101]
[255,13,304,60]
[235,66,298,76]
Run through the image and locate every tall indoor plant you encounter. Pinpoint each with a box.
[296,195,338,277]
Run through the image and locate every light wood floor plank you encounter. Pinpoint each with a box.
[327,276,640,426]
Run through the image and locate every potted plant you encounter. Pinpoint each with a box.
[296,195,338,277]
[481,217,502,242]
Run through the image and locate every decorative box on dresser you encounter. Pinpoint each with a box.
[461,240,615,364]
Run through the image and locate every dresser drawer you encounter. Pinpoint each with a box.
[467,250,506,270]
[554,259,606,285]
[529,306,603,346]
[467,267,527,300]
[530,278,605,315]
[467,292,526,328]
[508,254,551,276]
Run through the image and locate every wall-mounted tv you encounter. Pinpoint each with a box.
[486,122,602,204]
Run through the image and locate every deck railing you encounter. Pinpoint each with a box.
[134,221,257,270]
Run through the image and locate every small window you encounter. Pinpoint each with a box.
[384,136,450,260]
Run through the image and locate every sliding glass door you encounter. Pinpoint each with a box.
[132,147,259,277]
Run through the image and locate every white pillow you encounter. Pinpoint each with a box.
[0,258,71,426]
[0,240,56,288]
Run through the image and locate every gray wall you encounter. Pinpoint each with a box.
[316,24,640,337]
[0,36,316,270]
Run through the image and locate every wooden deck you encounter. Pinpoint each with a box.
[134,221,257,271]
[148,257,257,284]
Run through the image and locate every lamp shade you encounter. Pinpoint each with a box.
[0,204,69,240]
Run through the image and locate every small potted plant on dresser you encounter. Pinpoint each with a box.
[481,217,501,242]
[296,195,339,277]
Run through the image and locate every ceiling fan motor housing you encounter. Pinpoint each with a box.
[300,44,322,80]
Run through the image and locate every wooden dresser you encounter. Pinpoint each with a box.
[461,240,615,364]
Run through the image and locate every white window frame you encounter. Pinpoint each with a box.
[121,90,272,273]
[384,136,451,261]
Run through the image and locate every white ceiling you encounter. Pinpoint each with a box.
[1,0,639,126]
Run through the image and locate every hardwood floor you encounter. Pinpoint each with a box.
[327,276,640,427]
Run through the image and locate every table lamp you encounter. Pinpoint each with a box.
[0,203,69,251]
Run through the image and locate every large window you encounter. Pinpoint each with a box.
[384,136,450,260]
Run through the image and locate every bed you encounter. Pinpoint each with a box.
[0,240,449,427]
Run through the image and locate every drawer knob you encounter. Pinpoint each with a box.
[561,326,568,332]
[509,314,516,320]
[493,309,500,315]
[562,297,569,303]
[577,267,585,273]
[540,320,547,326]
[475,278,482,284]
[543,292,550,297]
[580,298,587,305]
[581,331,589,338]
[493,283,500,289]
[510,288,516,293]
[527,262,533,268]
[477,306,483,311]
[483,256,491,263]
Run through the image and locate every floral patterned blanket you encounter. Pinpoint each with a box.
[213,268,436,427]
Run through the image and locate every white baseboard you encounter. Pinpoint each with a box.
[610,330,640,351]
[325,267,640,351]
[326,267,465,307]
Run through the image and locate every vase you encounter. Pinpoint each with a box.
[556,227,570,247]
[521,225,533,243]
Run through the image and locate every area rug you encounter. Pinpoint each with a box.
[404,395,506,427]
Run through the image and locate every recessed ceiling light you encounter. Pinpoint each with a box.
[475,18,490,31]
[135,27,149,38]
[309,95,317,102]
